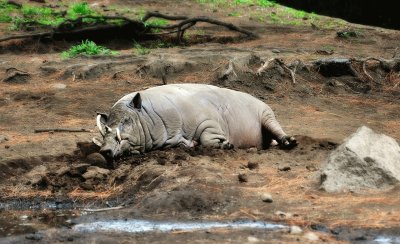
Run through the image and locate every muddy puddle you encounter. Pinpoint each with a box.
[73,219,286,233]
[1,207,400,243]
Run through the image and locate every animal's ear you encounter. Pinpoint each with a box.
[130,93,142,110]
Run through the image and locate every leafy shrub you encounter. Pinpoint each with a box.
[62,40,119,58]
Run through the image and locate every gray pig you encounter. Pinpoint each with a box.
[94,84,296,160]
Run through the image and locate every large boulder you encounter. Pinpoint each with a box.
[320,126,400,193]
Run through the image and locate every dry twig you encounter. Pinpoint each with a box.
[34,128,92,133]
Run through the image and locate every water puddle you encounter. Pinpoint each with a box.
[74,219,286,233]
[374,235,400,244]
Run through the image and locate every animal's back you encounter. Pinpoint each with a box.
[129,84,267,148]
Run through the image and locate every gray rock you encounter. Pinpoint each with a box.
[290,226,303,234]
[320,126,400,193]
[53,83,67,90]
[69,163,90,176]
[82,166,110,180]
[25,165,47,185]
[56,166,70,176]
[303,232,319,241]
[0,135,8,144]
[260,193,273,203]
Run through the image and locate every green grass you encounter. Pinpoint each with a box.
[228,11,240,17]
[0,0,18,23]
[7,2,101,30]
[133,41,150,55]
[61,40,119,58]
[67,2,95,19]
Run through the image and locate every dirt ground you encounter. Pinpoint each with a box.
[0,0,400,243]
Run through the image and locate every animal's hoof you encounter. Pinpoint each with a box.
[222,142,234,150]
[279,136,297,149]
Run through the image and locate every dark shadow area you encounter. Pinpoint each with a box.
[275,0,399,30]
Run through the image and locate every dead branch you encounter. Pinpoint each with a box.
[34,128,92,133]
[276,59,297,84]
[0,12,257,44]
[142,11,188,22]
[256,58,277,75]
[220,60,237,80]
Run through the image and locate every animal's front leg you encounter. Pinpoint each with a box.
[199,127,233,149]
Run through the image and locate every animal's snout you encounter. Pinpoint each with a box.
[100,148,114,161]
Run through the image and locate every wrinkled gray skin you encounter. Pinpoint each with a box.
[95,84,296,160]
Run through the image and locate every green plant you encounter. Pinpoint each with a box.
[67,2,95,19]
[228,11,240,17]
[285,7,308,19]
[0,0,18,23]
[10,5,65,29]
[61,40,119,58]
[133,42,150,55]
[257,0,276,7]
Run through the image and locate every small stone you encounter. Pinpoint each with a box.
[82,166,110,180]
[260,193,273,203]
[53,83,67,90]
[290,226,303,234]
[25,233,42,241]
[278,165,291,171]
[274,211,292,218]
[69,163,90,176]
[238,173,248,182]
[247,161,259,170]
[80,181,95,191]
[246,147,258,153]
[56,166,70,176]
[20,215,28,220]
[247,236,260,242]
[304,232,319,241]
[0,135,9,144]
[86,153,108,168]
[272,49,281,53]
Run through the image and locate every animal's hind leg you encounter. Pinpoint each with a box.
[261,108,297,149]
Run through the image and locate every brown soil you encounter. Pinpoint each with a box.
[0,0,399,243]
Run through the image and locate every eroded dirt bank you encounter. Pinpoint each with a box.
[0,0,400,243]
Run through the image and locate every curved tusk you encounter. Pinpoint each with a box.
[96,115,105,136]
[105,125,113,132]
[116,127,122,142]
[92,137,103,147]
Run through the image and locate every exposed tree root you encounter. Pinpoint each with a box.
[0,12,258,44]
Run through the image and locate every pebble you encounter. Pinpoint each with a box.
[0,135,9,144]
[290,226,303,234]
[19,215,28,220]
[272,49,281,53]
[56,166,70,176]
[260,193,273,203]
[304,232,319,241]
[274,211,293,218]
[25,233,43,241]
[238,173,248,182]
[247,236,260,242]
[53,83,67,90]
[246,147,258,153]
[278,165,291,171]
